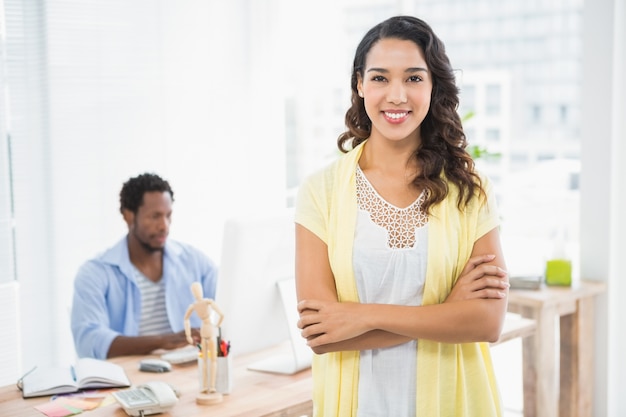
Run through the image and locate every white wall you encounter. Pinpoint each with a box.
[607,0,625,414]
[580,0,625,415]
[10,0,287,371]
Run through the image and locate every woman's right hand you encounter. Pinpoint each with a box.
[445,254,509,303]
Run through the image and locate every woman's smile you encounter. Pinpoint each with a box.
[383,110,411,124]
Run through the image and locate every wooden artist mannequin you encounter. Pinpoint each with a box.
[184,282,224,405]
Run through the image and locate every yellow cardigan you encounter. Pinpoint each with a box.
[295,142,503,417]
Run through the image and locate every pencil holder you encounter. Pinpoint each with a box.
[198,355,232,394]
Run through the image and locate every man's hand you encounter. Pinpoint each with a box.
[163,329,200,350]
[107,328,202,358]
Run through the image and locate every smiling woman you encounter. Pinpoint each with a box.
[295,16,508,417]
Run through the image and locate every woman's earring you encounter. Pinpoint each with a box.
[358,91,364,98]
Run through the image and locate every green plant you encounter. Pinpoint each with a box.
[467,144,501,160]
[461,110,502,161]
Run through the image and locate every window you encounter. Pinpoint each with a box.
[486,128,501,142]
[486,84,502,116]
[560,104,569,124]
[459,85,476,117]
[531,105,542,124]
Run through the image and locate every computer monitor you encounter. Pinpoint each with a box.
[214,209,312,375]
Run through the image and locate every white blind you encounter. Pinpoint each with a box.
[0,0,20,384]
[4,0,170,368]
[0,0,16,285]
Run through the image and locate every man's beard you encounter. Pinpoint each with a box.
[133,230,165,253]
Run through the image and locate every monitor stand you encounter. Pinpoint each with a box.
[247,278,313,375]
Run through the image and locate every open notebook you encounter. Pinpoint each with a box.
[20,357,130,398]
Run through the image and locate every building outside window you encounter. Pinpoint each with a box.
[284,0,583,279]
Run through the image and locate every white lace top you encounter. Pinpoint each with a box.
[354,166,429,417]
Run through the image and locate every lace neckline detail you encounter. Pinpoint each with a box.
[356,166,428,249]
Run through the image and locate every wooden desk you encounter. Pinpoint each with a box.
[507,280,606,417]
[0,344,313,417]
[0,311,553,417]
[493,312,537,346]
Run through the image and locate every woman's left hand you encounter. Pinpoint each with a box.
[445,253,509,303]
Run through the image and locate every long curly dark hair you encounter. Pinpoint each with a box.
[119,173,174,214]
[337,15,484,212]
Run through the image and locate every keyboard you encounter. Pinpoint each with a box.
[160,347,198,364]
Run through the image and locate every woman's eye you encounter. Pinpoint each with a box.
[408,75,422,82]
[371,75,386,82]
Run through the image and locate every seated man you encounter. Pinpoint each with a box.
[71,173,218,359]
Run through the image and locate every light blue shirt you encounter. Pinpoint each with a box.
[71,236,218,359]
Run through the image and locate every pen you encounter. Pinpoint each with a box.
[219,339,231,357]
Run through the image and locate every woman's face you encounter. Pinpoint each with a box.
[357,37,433,145]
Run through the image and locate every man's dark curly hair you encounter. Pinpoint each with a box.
[119,173,174,214]
[337,15,484,213]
